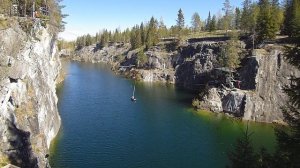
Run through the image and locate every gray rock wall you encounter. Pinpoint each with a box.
[201,48,300,123]
[0,23,61,167]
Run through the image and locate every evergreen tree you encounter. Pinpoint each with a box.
[85,34,92,46]
[176,8,185,31]
[99,29,109,48]
[140,22,146,45]
[241,0,258,34]
[145,17,158,50]
[257,148,273,168]
[206,11,212,31]
[191,12,202,32]
[270,0,282,38]
[220,32,241,69]
[209,15,217,32]
[256,0,273,43]
[130,25,142,49]
[227,125,258,168]
[158,17,168,38]
[290,0,300,37]
[234,8,241,30]
[222,0,233,33]
[274,34,300,167]
[282,0,292,35]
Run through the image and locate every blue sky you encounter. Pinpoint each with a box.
[59,0,243,41]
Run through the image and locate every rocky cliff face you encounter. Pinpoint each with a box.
[200,47,300,123]
[0,21,61,167]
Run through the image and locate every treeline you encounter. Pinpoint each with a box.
[75,14,188,50]
[0,0,66,35]
[75,0,300,50]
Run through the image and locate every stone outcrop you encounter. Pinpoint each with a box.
[175,42,222,89]
[201,48,300,123]
[0,21,61,167]
[73,42,131,63]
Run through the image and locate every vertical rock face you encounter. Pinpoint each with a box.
[240,49,300,122]
[202,48,300,123]
[175,42,221,90]
[0,23,61,167]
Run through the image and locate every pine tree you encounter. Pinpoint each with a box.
[140,22,146,45]
[206,11,212,31]
[234,8,241,30]
[222,0,233,33]
[130,25,142,49]
[209,15,217,32]
[145,17,158,50]
[176,8,185,31]
[227,125,258,168]
[270,0,282,38]
[273,34,300,167]
[220,32,241,69]
[85,34,92,46]
[241,0,252,32]
[241,0,258,34]
[191,12,202,32]
[256,0,273,43]
[158,17,168,38]
[290,0,300,37]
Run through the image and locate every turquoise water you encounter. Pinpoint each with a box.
[50,62,276,168]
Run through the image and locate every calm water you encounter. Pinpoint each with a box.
[50,62,276,168]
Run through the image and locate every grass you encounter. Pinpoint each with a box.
[0,155,10,167]
[0,18,8,29]
[183,30,227,41]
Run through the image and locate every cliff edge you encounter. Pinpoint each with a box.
[0,19,61,167]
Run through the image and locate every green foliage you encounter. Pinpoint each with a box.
[99,29,110,48]
[227,125,258,168]
[206,11,212,31]
[256,0,282,43]
[136,50,147,67]
[241,0,259,34]
[176,8,185,31]
[57,40,75,51]
[209,15,217,32]
[283,0,300,37]
[145,17,159,50]
[130,25,142,49]
[272,25,300,166]
[234,8,241,30]
[191,12,202,32]
[140,22,146,45]
[257,148,273,168]
[219,32,241,69]
[158,17,168,38]
[222,0,234,33]
[192,99,202,109]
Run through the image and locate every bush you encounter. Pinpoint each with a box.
[192,98,202,109]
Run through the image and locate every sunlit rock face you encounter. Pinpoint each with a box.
[201,48,300,123]
[0,23,61,167]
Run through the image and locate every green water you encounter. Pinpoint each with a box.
[50,62,276,168]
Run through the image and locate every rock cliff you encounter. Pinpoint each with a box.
[0,20,61,167]
[198,47,300,123]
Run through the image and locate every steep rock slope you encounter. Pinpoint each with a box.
[201,48,300,123]
[0,21,61,167]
